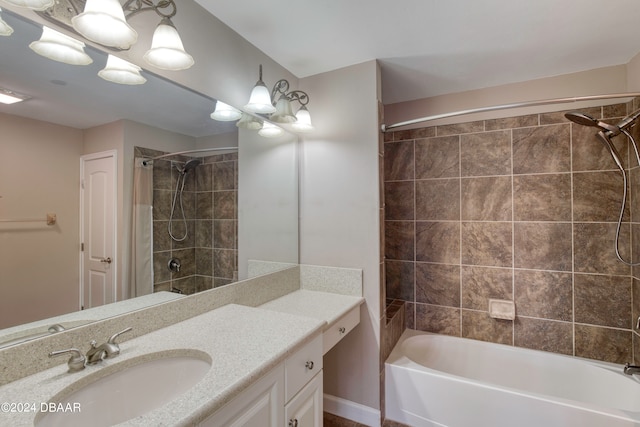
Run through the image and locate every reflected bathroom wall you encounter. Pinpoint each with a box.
[0,112,83,329]
[135,147,239,295]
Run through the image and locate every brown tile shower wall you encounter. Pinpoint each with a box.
[136,148,238,294]
[383,101,640,365]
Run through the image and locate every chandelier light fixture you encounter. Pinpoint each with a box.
[0,7,13,36]
[5,0,194,74]
[143,16,193,70]
[72,0,137,49]
[244,65,277,115]
[216,64,314,138]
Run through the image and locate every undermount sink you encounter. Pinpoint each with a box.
[35,350,212,427]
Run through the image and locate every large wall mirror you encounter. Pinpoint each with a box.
[0,8,299,346]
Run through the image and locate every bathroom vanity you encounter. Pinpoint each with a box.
[0,265,364,426]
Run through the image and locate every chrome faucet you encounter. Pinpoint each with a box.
[49,348,86,372]
[86,327,133,364]
[624,363,640,375]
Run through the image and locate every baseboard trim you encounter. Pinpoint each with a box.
[323,393,381,427]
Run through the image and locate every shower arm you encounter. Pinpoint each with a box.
[381,92,640,132]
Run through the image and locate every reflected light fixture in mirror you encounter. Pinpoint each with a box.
[98,54,146,85]
[258,122,285,138]
[29,26,93,65]
[236,113,263,130]
[2,0,52,11]
[211,101,242,121]
[0,7,13,35]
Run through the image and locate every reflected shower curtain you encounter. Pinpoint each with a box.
[129,158,153,297]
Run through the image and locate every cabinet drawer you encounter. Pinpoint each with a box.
[323,305,360,355]
[285,334,323,402]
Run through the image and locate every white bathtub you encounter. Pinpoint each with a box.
[385,329,640,427]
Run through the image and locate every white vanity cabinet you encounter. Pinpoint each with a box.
[200,334,323,427]
[285,372,323,427]
[199,365,284,427]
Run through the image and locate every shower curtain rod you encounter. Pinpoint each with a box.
[381,92,640,132]
[142,147,238,162]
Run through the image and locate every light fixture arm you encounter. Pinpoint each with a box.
[286,90,309,106]
[271,79,309,106]
[271,79,290,101]
[123,0,177,20]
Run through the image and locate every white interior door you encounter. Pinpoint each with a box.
[81,151,117,310]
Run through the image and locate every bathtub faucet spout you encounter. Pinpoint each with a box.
[623,363,640,375]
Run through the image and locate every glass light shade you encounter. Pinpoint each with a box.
[244,83,275,114]
[291,106,314,132]
[270,96,296,123]
[258,122,285,138]
[98,55,146,85]
[143,18,194,71]
[72,0,137,49]
[211,101,242,121]
[29,26,93,65]
[236,113,263,130]
[2,0,54,11]
[0,8,13,36]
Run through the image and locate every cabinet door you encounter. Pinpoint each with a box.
[199,365,284,427]
[285,372,323,427]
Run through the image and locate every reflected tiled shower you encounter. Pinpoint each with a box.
[383,100,640,365]
[135,147,238,294]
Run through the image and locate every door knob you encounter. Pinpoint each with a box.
[100,257,112,264]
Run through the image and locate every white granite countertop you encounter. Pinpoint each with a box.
[0,304,324,427]
[259,289,364,329]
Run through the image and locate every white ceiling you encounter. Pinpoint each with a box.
[196,0,640,105]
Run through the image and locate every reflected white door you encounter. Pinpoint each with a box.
[80,151,117,310]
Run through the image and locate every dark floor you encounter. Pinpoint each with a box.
[323,412,410,427]
[323,412,368,427]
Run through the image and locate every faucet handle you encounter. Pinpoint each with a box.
[108,327,133,345]
[49,348,86,372]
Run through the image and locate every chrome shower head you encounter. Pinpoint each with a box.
[564,111,619,134]
[565,111,599,127]
[176,158,201,174]
[565,111,625,170]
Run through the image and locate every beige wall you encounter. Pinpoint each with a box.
[0,113,83,328]
[299,60,381,420]
[627,51,640,91]
[384,65,629,128]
